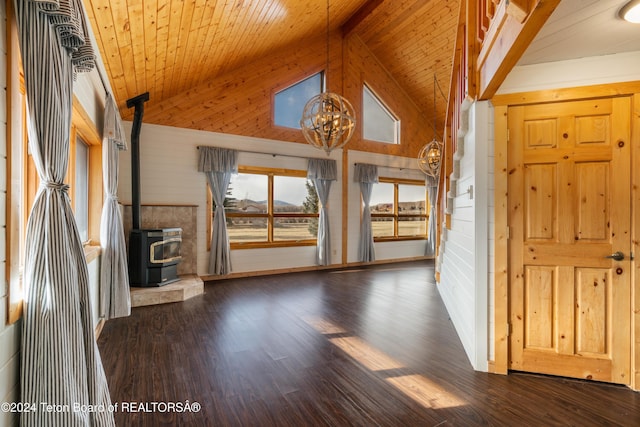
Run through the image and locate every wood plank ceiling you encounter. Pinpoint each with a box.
[85,0,459,135]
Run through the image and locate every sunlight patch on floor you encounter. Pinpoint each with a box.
[303,317,348,334]
[328,336,405,371]
[304,316,467,409]
[386,374,467,409]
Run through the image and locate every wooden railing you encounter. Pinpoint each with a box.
[437,0,556,261]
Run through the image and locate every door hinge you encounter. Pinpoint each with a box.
[507,128,510,142]
[506,226,511,240]
[506,322,511,337]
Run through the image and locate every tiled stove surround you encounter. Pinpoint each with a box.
[122,205,197,275]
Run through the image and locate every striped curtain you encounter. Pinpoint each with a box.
[99,94,130,319]
[354,164,378,262]
[198,146,238,275]
[15,0,115,426]
[307,158,337,266]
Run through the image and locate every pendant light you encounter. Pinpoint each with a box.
[417,73,443,178]
[300,0,356,155]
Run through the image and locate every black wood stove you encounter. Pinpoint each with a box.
[126,93,181,287]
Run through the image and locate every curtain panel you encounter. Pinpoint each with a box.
[15,0,115,425]
[307,158,337,266]
[99,94,130,320]
[198,146,238,275]
[354,163,378,262]
[425,174,438,256]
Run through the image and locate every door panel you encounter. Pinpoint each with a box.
[508,97,631,385]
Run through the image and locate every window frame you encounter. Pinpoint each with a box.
[370,177,429,242]
[362,83,401,145]
[207,166,320,250]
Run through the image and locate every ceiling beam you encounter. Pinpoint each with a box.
[341,0,385,36]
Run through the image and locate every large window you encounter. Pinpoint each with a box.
[370,178,428,240]
[207,166,319,248]
[273,72,324,129]
[362,84,400,144]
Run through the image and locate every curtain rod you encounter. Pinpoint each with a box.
[353,162,418,172]
[95,65,110,97]
[197,145,334,162]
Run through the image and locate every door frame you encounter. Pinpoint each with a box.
[491,81,640,390]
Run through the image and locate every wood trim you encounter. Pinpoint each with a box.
[492,104,509,374]
[342,150,349,265]
[632,93,640,391]
[201,255,432,282]
[492,81,640,106]
[72,96,101,144]
[94,318,106,339]
[71,98,104,245]
[6,0,22,325]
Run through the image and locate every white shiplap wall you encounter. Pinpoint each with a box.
[118,123,343,275]
[498,51,640,95]
[437,101,491,371]
[0,3,20,426]
[117,124,430,276]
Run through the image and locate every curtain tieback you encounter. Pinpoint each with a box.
[42,182,70,193]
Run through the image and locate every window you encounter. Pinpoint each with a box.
[370,178,428,240]
[362,84,400,144]
[207,166,319,248]
[73,136,90,242]
[274,72,323,129]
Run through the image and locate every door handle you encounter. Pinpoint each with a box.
[605,251,625,261]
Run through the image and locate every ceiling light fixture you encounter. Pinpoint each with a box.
[300,0,356,155]
[417,74,443,178]
[619,0,640,23]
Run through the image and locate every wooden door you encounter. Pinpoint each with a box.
[508,97,631,384]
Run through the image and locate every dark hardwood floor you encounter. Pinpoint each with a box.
[97,261,640,426]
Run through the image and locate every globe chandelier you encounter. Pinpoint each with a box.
[300,0,356,155]
[418,74,443,178]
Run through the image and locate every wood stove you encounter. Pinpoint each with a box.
[129,228,182,286]
[126,92,182,287]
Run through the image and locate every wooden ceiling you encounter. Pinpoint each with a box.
[85,0,459,136]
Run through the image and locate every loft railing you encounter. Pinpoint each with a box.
[436,0,554,262]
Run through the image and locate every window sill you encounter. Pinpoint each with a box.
[230,240,317,250]
[84,244,102,264]
[373,236,428,242]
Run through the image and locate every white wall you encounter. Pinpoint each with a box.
[437,101,491,371]
[497,51,640,95]
[117,123,430,276]
[117,123,341,275]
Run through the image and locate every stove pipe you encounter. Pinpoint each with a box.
[126,92,150,230]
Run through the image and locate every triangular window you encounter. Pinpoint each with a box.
[274,72,324,129]
[363,84,400,144]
